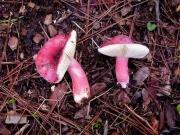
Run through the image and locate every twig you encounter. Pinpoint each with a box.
[15,122,30,135]
[38,21,50,39]
[103,120,108,135]
[124,104,157,134]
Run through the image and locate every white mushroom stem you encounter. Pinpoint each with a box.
[67,58,90,104]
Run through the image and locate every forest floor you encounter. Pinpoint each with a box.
[0,0,180,135]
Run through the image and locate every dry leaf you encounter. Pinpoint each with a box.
[44,14,53,25]
[74,105,89,119]
[8,36,18,51]
[142,89,151,110]
[151,117,159,132]
[133,67,150,86]
[5,111,27,124]
[19,5,26,14]
[132,90,142,104]
[0,23,8,31]
[33,33,43,44]
[160,67,171,84]
[0,123,11,135]
[165,102,176,128]
[48,25,57,37]
[91,83,106,97]
[120,6,131,16]
[28,2,36,8]
[118,90,130,104]
[176,5,180,12]
[21,28,28,36]
[49,83,68,106]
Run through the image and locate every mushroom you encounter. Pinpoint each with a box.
[98,35,149,88]
[35,30,90,104]
[68,59,90,104]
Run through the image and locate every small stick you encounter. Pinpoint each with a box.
[38,21,50,39]
[103,120,108,135]
[15,122,30,135]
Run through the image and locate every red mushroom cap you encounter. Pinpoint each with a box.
[35,30,77,83]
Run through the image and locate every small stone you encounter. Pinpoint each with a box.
[44,14,53,25]
[20,52,24,60]
[8,36,18,51]
[33,33,43,44]
[48,25,57,37]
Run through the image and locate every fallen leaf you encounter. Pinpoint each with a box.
[19,5,26,14]
[161,85,172,96]
[176,5,180,12]
[117,90,130,104]
[33,33,43,44]
[147,22,157,31]
[151,117,159,132]
[147,79,158,100]
[165,101,176,128]
[133,67,150,86]
[8,36,18,51]
[142,89,151,110]
[172,0,180,6]
[27,2,36,8]
[159,110,164,130]
[44,14,53,25]
[49,83,68,106]
[91,83,106,97]
[0,23,8,30]
[120,6,131,16]
[176,104,180,114]
[113,14,126,26]
[74,105,89,119]
[48,25,57,37]
[21,28,28,36]
[160,67,171,84]
[0,123,11,135]
[131,90,142,104]
[5,111,27,124]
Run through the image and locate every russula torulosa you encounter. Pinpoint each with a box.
[68,59,90,103]
[35,30,90,104]
[98,35,149,88]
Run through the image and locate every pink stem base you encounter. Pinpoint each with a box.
[67,58,90,104]
[115,57,129,88]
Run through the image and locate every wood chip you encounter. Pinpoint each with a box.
[133,67,150,86]
[44,14,53,25]
[48,25,57,37]
[8,36,18,51]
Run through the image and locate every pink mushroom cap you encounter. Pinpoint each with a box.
[98,35,149,88]
[35,30,77,83]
